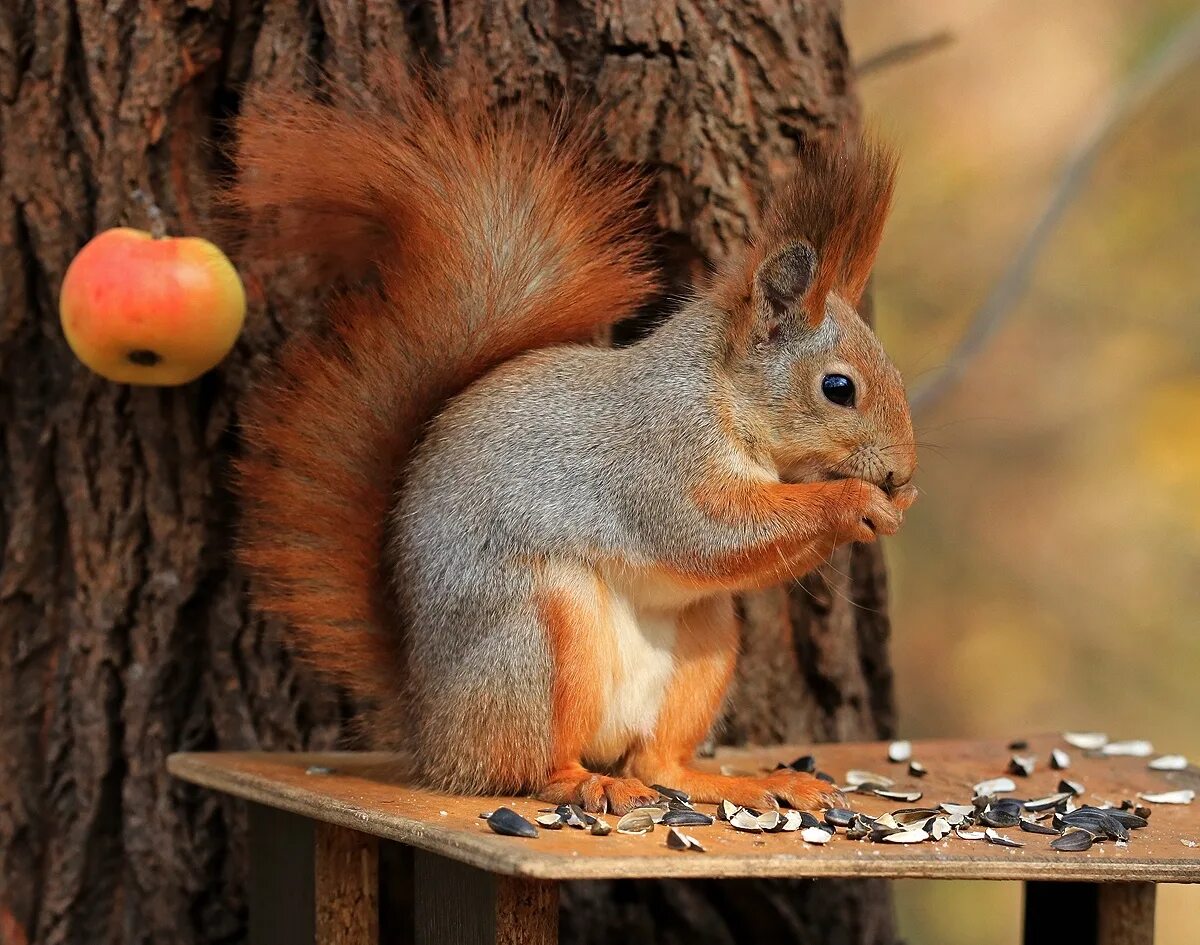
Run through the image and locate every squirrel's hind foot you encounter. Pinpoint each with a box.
[639,767,844,812]
[539,767,659,814]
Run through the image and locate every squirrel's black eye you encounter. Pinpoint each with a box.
[821,374,856,407]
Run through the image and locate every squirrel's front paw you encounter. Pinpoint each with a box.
[826,479,905,543]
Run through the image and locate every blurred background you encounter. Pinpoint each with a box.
[844,0,1200,941]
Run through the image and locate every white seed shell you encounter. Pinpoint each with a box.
[1138,789,1195,805]
[1101,740,1154,757]
[883,828,930,844]
[1149,755,1188,771]
[973,777,1017,796]
[887,740,913,763]
[1063,732,1108,750]
[801,827,833,844]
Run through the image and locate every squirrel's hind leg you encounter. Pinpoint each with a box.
[626,593,843,812]
[533,568,658,815]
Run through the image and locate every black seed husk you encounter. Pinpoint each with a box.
[661,809,715,827]
[487,807,538,838]
[1019,819,1060,836]
[981,809,1022,828]
[789,755,817,773]
[652,784,691,804]
[825,808,856,828]
[1052,830,1095,852]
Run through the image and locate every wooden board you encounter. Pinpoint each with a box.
[168,735,1200,883]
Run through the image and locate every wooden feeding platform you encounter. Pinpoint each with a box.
[168,734,1200,945]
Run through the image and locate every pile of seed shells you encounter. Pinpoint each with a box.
[482,733,1194,854]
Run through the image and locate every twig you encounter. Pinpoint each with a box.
[856,31,953,78]
[129,188,168,239]
[911,10,1200,414]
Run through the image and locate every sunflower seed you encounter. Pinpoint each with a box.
[1101,809,1148,829]
[652,784,692,804]
[815,770,836,783]
[941,803,976,817]
[1050,748,1071,770]
[824,808,856,829]
[1102,740,1154,757]
[304,765,334,775]
[1019,818,1060,836]
[1063,732,1107,750]
[616,809,657,835]
[956,828,986,840]
[874,789,923,803]
[590,817,612,836]
[789,754,817,773]
[974,777,1017,796]
[1059,779,1085,796]
[930,817,952,840]
[1183,839,1198,848]
[888,741,913,763]
[729,809,763,832]
[486,808,538,838]
[893,808,939,826]
[756,810,784,832]
[717,799,739,821]
[884,828,930,843]
[1052,829,1095,851]
[662,809,714,827]
[992,798,1025,816]
[801,826,833,844]
[667,827,704,851]
[981,809,1022,828]
[797,810,823,829]
[1149,755,1188,771]
[1138,789,1195,805]
[1008,755,1036,777]
[781,810,805,832]
[536,813,565,829]
[908,761,927,778]
[847,770,895,789]
[985,828,1024,848]
[1008,739,1029,750]
[1024,792,1073,812]
[1062,809,1128,841]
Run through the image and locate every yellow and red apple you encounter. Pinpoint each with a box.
[59,227,246,385]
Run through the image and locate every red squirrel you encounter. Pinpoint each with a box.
[236,69,917,815]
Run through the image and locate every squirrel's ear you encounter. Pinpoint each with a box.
[753,242,819,336]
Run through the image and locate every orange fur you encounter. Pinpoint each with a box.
[235,67,655,702]
[536,581,608,771]
[534,575,658,813]
[629,596,838,810]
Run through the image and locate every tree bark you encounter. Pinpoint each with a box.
[0,2,897,943]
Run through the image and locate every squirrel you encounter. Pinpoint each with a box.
[234,68,917,816]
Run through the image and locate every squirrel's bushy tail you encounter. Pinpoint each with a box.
[234,68,655,702]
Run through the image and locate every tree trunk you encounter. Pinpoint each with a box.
[0,2,897,943]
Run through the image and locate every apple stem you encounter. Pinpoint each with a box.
[129,187,168,239]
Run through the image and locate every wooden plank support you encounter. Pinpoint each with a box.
[248,804,316,945]
[315,821,379,945]
[248,804,381,945]
[1097,882,1156,945]
[413,849,558,945]
[1023,881,1156,945]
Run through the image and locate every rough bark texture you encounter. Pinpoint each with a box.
[0,2,897,943]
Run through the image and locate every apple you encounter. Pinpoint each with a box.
[59,227,246,385]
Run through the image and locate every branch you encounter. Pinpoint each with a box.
[856,31,954,78]
[910,10,1200,414]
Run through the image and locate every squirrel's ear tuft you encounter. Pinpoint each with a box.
[754,242,819,333]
